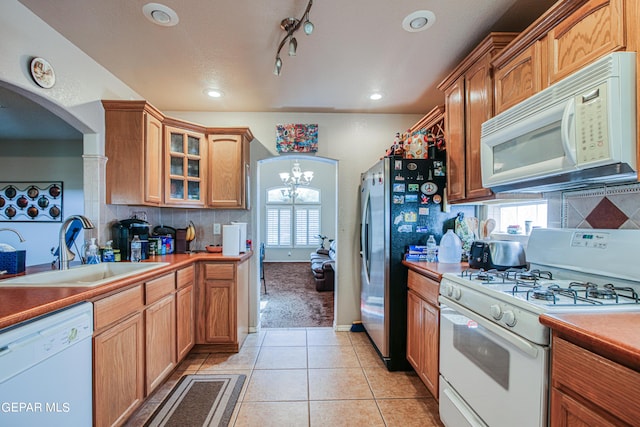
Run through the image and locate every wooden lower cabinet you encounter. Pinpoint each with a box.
[93,284,145,427]
[550,336,640,426]
[196,259,249,351]
[406,270,440,399]
[176,265,195,361]
[145,294,176,394]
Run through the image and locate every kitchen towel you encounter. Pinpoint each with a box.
[222,225,240,256]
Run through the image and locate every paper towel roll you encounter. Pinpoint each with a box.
[222,225,240,256]
[232,222,247,253]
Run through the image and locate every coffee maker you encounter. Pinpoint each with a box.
[111,218,151,261]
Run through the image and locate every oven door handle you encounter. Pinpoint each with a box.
[440,297,539,359]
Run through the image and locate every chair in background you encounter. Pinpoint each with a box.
[260,242,266,294]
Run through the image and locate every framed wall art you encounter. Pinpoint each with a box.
[0,182,63,222]
[276,123,318,153]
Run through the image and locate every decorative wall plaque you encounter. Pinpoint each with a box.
[0,182,63,222]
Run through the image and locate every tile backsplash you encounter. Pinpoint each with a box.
[561,182,640,229]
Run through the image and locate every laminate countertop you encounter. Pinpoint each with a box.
[402,260,469,281]
[540,312,640,372]
[0,252,252,330]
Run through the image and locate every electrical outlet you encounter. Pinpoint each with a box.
[213,223,221,235]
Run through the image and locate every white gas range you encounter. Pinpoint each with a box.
[438,228,640,427]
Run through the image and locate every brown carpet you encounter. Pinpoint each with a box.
[144,374,245,427]
[260,262,334,328]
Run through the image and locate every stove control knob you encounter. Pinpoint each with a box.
[444,284,453,297]
[490,304,503,320]
[452,287,462,300]
[503,310,517,327]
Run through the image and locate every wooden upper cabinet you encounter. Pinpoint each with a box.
[103,101,165,206]
[164,124,206,207]
[465,54,495,200]
[548,0,625,85]
[438,33,517,204]
[444,78,466,202]
[494,41,544,115]
[207,129,253,209]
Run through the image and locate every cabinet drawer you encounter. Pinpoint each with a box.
[94,285,144,331]
[203,263,234,280]
[145,273,176,305]
[177,265,195,289]
[407,270,439,306]
[552,336,640,425]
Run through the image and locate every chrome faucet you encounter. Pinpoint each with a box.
[58,215,95,270]
[0,228,26,242]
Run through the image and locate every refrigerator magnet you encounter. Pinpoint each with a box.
[393,183,405,192]
[433,194,442,204]
[405,194,418,203]
[408,183,419,192]
[419,207,430,215]
[395,160,403,170]
[393,195,404,204]
[404,211,417,222]
[416,226,429,233]
[420,194,430,204]
[397,224,413,233]
[420,182,438,195]
[394,174,405,181]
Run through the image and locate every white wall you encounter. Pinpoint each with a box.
[0,140,84,265]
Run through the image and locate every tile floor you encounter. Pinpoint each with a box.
[125,328,444,426]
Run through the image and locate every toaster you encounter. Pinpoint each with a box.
[468,240,527,270]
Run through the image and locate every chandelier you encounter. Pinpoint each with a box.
[273,0,314,76]
[279,161,314,200]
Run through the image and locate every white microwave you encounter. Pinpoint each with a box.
[481,52,637,193]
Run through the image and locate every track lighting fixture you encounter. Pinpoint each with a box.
[273,0,313,76]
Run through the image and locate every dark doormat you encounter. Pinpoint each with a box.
[144,374,245,427]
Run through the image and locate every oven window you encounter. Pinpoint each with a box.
[453,324,510,390]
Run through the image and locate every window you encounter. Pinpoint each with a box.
[266,186,321,248]
[266,207,291,246]
[487,201,548,234]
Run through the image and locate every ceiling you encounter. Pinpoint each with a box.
[5,0,555,139]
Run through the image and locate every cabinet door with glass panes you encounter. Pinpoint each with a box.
[164,125,206,207]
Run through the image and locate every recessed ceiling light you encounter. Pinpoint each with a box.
[204,89,223,98]
[370,93,383,101]
[402,10,435,33]
[142,3,179,27]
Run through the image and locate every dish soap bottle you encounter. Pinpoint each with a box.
[130,235,142,262]
[86,238,101,264]
[101,240,114,263]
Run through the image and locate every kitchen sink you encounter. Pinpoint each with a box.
[0,262,169,287]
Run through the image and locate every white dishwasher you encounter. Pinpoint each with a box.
[0,302,93,427]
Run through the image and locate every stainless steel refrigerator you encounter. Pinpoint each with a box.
[359,156,447,371]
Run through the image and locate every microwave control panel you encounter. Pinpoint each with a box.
[574,82,610,164]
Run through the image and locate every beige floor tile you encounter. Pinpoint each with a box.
[353,344,386,368]
[263,329,307,347]
[307,345,361,369]
[377,398,444,427]
[255,346,308,369]
[308,368,373,400]
[306,328,352,346]
[174,352,208,373]
[243,369,308,401]
[242,331,266,347]
[199,347,260,371]
[309,400,384,427]
[348,331,372,346]
[364,367,430,398]
[234,401,309,427]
